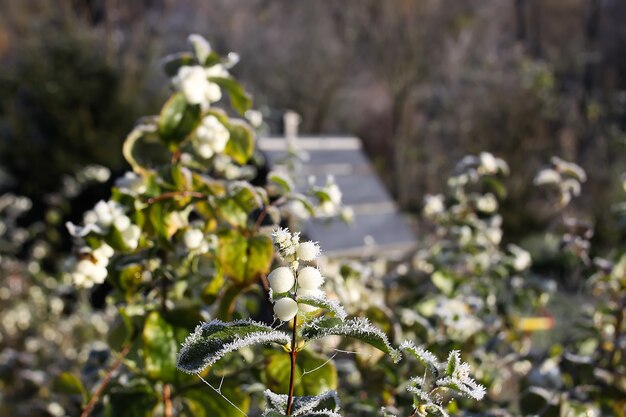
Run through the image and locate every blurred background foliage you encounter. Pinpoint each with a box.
[1,0,626,248]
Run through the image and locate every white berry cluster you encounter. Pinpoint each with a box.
[172,65,223,107]
[171,34,236,109]
[268,228,323,322]
[67,200,141,251]
[182,227,213,254]
[194,115,230,159]
[67,243,114,288]
[115,171,147,196]
[316,175,343,217]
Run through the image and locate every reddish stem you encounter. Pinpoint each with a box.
[145,191,207,205]
[285,315,298,415]
[80,344,131,417]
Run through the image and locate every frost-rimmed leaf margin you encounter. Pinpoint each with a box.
[297,294,347,320]
[435,375,486,401]
[265,412,343,417]
[177,319,290,374]
[263,389,341,416]
[399,340,440,377]
[301,317,401,363]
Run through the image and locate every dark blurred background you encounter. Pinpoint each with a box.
[1,0,625,250]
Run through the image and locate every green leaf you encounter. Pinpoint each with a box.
[122,123,159,175]
[177,319,290,374]
[201,271,225,305]
[217,230,247,282]
[216,197,248,228]
[216,284,248,321]
[158,93,201,147]
[108,307,134,351]
[482,176,507,199]
[301,317,400,362]
[183,384,250,417]
[118,263,144,293]
[162,52,196,77]
[298,350,338,395]
[106,381,158,417]
[208,76,252,114]
[431,271,455,296]
[142,311,178,382]
[268,171,294,194]
[264,349,303,397]
[290,194,316,217]
[230,183,263,214]
[162,301,205,331]
[217,231,274,284]
[446,351,460,376]
[53,372,86,402]
[246,235,273,281]
[224,120,254,165]
[105,225,136,252]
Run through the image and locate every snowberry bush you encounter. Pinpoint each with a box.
[60,35,484,417]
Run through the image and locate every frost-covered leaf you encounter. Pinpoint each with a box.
[264,389,340,416]
[301,317,400,362]
[435,376,486,401]
[297,293,347,320]
[265,413,342,417]
[177,319,290,374]
[445,351,460,376]
[399,341,440,377]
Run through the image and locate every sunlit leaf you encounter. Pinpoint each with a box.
[301,317,400,362]
[177,319,290,374]
[158,93,201,147]
[142,311,178,382]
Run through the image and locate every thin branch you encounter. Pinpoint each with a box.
[163,383,173,417]
[254,196,287,230]
[145,191,208,205]
[286,314,298,415]
[80,344,132,417]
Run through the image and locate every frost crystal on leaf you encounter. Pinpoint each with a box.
[263,389,341,416]
[272,227,300,258]
[297,293,347,320]
[401,342,486,407]
[399,340,440,376]
[177,319,290,374]
[302,317,401,362]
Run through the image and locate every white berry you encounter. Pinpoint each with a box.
[273,297,298,321]
[298,266,324,290]
[268,266,295,293]
[296,241,320,261]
